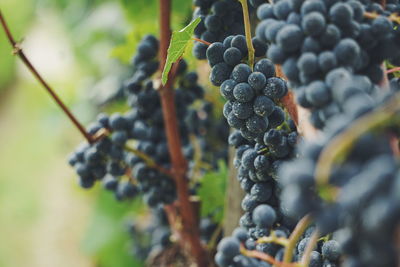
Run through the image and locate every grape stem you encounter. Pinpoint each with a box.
[283,214,313,263]
[238,0,255,69]
[300,229,320,266]
[386,66,400,74]
[123,145,173,177]
[0,10,94,144]
[88,127,173,176]
[241,245,298,267]
[257,231,290,247]
[193,37,211,46]
[158,1,208,266]
[364,11,400,24]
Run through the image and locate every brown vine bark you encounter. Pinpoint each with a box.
[158,1,208,266]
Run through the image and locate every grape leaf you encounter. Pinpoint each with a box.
[161,17,201,85]
[198,161,227,223]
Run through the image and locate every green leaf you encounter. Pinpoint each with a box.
[161,17,201,85]
[198,161,227,223]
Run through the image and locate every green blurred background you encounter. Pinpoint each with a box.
[0,0,193,266]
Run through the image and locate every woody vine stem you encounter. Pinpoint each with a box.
[158,0,207,266]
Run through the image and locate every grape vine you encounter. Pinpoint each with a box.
[2,0,400,266]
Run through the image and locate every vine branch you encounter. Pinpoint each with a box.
[123,145,173,177]
[158,1,207,266]
[0,10,93,144]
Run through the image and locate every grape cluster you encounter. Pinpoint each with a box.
[207,35,293,144]
[255,0,400,128]
[68,35,227,207]
[205,33,314,265]
[294,230,342,266]
[192,0,256,59]
[279,75,400,266]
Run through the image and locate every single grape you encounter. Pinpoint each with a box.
[241,148,258,170]
[297,52,318,75]
[232,227,248,243]
[302,36,322,54]
[227,112,246,128]
[250,182,273,202]
[233,83,255,102]
[206,42,225,67]
[329,3,353,27]
[319,24,341,48]
[265,20,286,43]
[204,15,222,32]
[322,240,342,262]
[334,39,360,66]
[220,79,237,101]
[223,47,243,66]
[257,3,274,20]
[246,114,268,133]
[254,59,276,78]
[252,204,277,228]
[217,237,241,258]
[110,113,129,130]
[300,0,327,15]
[264,77,287,99]
[231,35,248,55]
[252,37,268,57]
[232,101,254,119]
[232,64,252,83]
[302,12,326,37]
[248,72,267,92]
[253,95,275,117]
[267,44,286,64]
[210,63,232,86]
[318,51,337,73]
[305,80,331,107]
[276,24,304,52]
[193,42,208,59]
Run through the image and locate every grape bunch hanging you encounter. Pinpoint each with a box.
[2,0,400,266]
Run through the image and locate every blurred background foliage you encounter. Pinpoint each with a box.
[0,0,196,266]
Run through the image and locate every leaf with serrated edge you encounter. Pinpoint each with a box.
[161,17,201,85]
